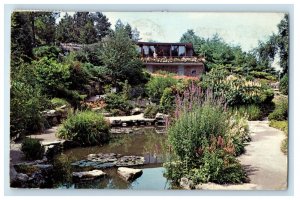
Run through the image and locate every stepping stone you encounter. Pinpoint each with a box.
[72,170,106,182]
[117,167,143,182]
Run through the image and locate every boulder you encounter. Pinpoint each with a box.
[180,177,195,190]
[16,173,29,182]
[44,144,61,160]
[155,113,168,120]
[72,170,106,182]
[117,167,143,182]
[131,108,142,115]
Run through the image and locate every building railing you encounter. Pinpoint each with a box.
[140,56,205,63]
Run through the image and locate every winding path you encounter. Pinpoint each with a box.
[238,120,288,190]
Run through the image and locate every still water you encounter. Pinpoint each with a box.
[55,127,171,189]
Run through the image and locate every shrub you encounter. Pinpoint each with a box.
[57,111,110,146]
[11,79,49,138]
[230,105,262,120]
[269,120,288,135]
[268,97,288,121]
[104,93,133,115]
[168,104,229,164]
[164,84,248,185]
[188,149,246,184]
[160,87,175,114]
[33,57,70,94]
[201,67,274,106]
[21,138,44,160]
[281,138,288,155]
[144,104,160,118]
[33,45,60,60]
[146,75,177,103]
[279,74,288,95]
[53,154,73,187]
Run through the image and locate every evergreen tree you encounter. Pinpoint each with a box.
[11,12,34,66]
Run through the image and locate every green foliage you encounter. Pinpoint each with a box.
[168,104,229,164]
[188,149,246,184]
[10,65,50,137]
[249,71,277,81]
[33,45,61,60]
[201,67,274,106]
[53,154,73,187]
[104,93,133,115]
[146,76,177,103]
[279,74,288,95]
[269,120,288,135]
[33,57,70,94]
[67,61,92,93]
[281,138,288,155]
[11,12,34,64]
[56,12,111,44]
[268,97,288,121]
[269,120,288,155]
[21,138,45,160]
[160,87,175,114]
[57,111,110,146]
[230,105,262,120]
[99,28,145,85]
[144,105,160,118]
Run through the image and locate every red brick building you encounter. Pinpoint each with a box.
[137,42,205,78]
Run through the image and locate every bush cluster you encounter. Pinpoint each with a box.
[230,105,262,121]
[146,75,178,103]
[57,111,110,146]
[21,138,44,160]
[104,93,133,116]
[165,102,248,185]
[144,104,160,118]
[279,74,288,95]
[201,68,274,106]
[268,97,288,121]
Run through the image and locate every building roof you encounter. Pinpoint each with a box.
[137,41,193,48]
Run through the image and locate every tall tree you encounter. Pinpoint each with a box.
[91,12,111,41]
[255,14,289,76]
[180,29,205,52]
[11,12,34,66]
[33,12,58,45]
[276,14,289,75]
[56,13,76,43]
[100,28,144,85]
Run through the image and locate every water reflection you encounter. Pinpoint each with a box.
[54,127,170,189]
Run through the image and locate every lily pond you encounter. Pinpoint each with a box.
[54,127,171,189]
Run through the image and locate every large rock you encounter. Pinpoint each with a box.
[180,177,195,190]
[117,167,143,182]
[16,173,29,182]
[72,170,106,182]
[131,107,142,115]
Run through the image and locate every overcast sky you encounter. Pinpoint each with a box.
[102,12,285,52]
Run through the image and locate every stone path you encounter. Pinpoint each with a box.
[197,120,288,190]
[28,125,61,144]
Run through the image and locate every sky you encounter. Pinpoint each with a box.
[102,12,285,52]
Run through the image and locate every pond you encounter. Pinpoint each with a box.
[53,127,172,189]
